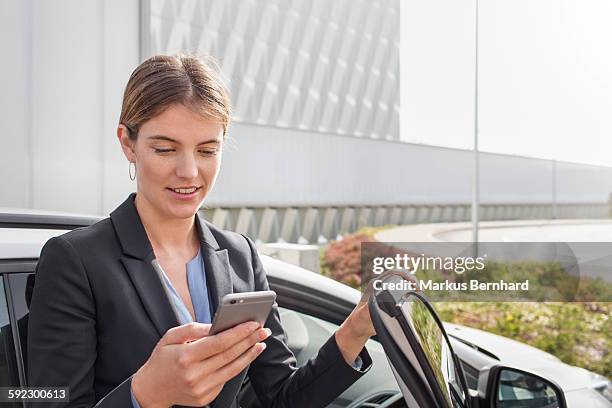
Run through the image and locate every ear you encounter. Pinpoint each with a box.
[117,124,136,162]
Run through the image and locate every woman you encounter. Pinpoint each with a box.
[27,54,375,408]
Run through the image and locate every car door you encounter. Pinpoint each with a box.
[239,270,407,408]
[0,265,33,408]
[368,272,567,408]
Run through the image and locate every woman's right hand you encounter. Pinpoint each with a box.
[131,321,271,408]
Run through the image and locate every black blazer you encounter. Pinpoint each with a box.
[27,193,371,408]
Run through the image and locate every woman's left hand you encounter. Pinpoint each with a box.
[335,296,376,365]
[345,298,377,339]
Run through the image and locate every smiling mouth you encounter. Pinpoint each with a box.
[167,186,202,194]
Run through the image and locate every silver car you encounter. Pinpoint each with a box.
[0,210,610,407]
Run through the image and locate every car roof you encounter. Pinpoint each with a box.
[0,208,103,229]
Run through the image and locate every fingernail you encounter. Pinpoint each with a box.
[259,342,267,352]
[265,328,272,336]
[257,328,267,340]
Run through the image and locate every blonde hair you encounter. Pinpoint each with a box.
[119,54,232,139]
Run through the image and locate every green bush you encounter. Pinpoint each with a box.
[320,233,374,287]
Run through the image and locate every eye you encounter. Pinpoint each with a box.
[154,148,174,154]
[199,149,218,156]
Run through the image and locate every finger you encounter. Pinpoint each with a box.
[160,322,211,346]
[209,342,267,388]
[187,321,261,361]
[203,327,271,372]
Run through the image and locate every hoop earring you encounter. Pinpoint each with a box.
[129,162,136,181]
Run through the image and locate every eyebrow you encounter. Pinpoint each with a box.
[147,135,222,145]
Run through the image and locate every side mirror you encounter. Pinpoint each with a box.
[478,365,567,408]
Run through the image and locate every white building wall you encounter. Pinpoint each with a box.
[0,0,140,214]
[145,0,400,141]
[1,0,31,208]
[208,123,612,207]
[2,0,612,216]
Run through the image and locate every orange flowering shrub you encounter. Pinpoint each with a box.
[321,234,375,287]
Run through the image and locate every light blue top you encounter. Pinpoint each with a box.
[131,248,211,408]
[158,247,212,325]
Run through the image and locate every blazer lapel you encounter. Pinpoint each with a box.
[195,213,233,314]
[121,255,179,337]
[110,193,179,337]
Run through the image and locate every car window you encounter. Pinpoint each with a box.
[400,299,467,407]
[7,274,31,322]
[7,273,33,383]
[460,360,479,391]
[0,277,21,388]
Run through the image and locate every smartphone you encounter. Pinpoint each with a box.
[209,290,277,335]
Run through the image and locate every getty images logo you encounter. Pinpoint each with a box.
[372,253,487,275]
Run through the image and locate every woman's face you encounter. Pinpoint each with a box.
[118,103,224,220]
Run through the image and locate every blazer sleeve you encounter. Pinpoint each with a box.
[27,236,133,408]
[241,235,372,408]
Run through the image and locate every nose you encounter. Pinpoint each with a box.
[175,152,199,180]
